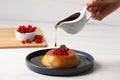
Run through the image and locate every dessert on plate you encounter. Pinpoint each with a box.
[41,45,80,69]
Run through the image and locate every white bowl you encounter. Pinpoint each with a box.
[15,29,36,41]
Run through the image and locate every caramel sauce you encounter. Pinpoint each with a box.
[54,24,58,47]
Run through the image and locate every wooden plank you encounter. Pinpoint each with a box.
[0,28,47,48]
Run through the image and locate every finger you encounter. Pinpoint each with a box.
[91,12,100,20]
[94,11,101,19]
[97,9,109,21]
[97,14,105,21]
[86,0,94,6]
[96,6,110,21]
[87,7,98,12]
[91,13,97,20]
[86,0,103,7]
[87,7,93,12]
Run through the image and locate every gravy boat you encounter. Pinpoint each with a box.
[56,6,91,34]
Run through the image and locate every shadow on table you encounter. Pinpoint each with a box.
[58,61,102,77]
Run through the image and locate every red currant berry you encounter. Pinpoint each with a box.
[22,40,26,44]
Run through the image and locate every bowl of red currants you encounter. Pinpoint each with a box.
[15,25,37,41]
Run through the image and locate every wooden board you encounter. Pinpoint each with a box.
[0,28,47,48]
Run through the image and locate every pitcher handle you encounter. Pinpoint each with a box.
[83,6,91,22]
[87,12,91,22]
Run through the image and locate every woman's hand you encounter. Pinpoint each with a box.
[86,0,120,21]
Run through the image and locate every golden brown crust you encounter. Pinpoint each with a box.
[41,49,80,69]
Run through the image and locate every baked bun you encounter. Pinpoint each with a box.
[41,45,80,69]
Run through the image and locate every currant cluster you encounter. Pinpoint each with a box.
[17,25,36,33]
[21,34,43,44]
[53,45,69,55]
[35,35,43,43]
[22,40,31,44]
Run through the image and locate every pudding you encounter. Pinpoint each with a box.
[41,45,80,69]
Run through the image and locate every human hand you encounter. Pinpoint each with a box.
[86,0,120,21]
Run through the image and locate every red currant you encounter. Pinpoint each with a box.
[21,40,31,44]
[22,40,26,44]
[35,35,43,43]
[17,25,37,33]
[53,45,69,55]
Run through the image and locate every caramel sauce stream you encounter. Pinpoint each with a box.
[54,24,58,47]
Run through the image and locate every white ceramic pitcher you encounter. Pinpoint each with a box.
[56,6,91,34]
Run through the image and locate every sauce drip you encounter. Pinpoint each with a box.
[54,24,58,47]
